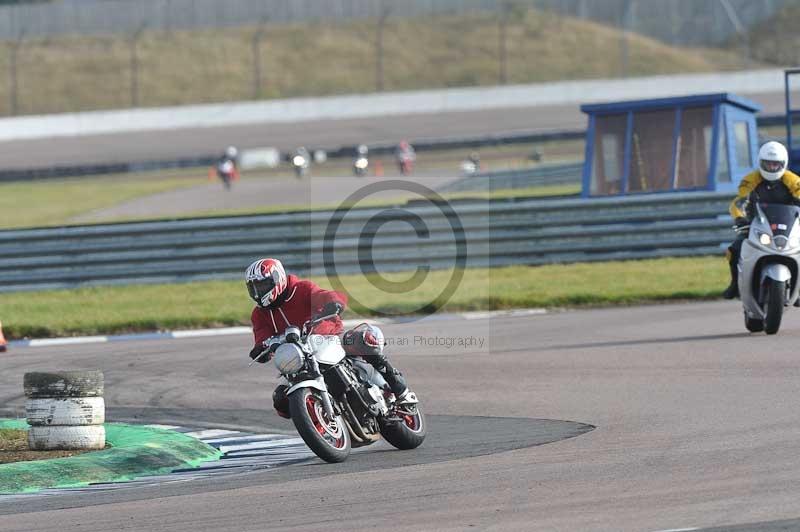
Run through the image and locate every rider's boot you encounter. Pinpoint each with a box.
[722,258,739,300]
[377,359,417,404]
[395,388,419,405]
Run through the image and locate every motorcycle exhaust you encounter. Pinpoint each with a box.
[340,398,379,443]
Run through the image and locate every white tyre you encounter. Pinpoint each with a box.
[26,397,105,426]
[28,425,106,451]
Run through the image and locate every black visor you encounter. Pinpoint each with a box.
[247,277,276,301]
[761,159,785,173]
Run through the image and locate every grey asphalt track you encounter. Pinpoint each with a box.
[0,91,787,170]
[2,301,800,530]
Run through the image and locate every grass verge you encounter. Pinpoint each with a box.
[0,257,727,340]
[117,182,581,224]
[0,428,91,464]
[0,162,579,230]
[0,172,208,229]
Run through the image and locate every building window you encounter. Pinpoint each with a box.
[733,121,752,169]
[628,109,677,193]
[707,122,731,183]
[676,107,714,189]
[591,114,628,195]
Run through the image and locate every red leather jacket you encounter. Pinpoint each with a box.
[250,274,348,347]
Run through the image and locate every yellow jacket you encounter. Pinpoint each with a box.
[729,170,800,219]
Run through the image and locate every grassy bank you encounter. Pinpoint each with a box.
[0,167,579,229]
[743,4,800,66]
[0,9,747,116]
[0,172,208,229]
[0,257,727,340]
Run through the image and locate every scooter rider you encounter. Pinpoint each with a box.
[723,141,800,299]
[245,258,417,418]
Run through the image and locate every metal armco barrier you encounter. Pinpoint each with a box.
[0,192,733,293]
[438,162,583,193]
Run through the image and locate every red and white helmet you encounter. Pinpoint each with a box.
[343,323,386,358]
[245,258,287,308]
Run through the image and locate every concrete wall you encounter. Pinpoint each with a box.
[0,69,784,143]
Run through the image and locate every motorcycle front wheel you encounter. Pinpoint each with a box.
[379,403,426,450]
[764,279,786,335]
[289,388,351,463]
[744,312,764,333]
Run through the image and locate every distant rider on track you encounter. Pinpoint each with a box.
[245,258,417,418]
[213,146,240,190]
[395,140,416,175]
[723,141,800,299]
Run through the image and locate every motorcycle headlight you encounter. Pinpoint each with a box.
[293,155,305,166]
[759,233,772,246]
[355,159,368,169]
[273,343,305,374]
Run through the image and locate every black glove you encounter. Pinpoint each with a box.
[312,301,344,320]
[735,217,749,227]
[249,345,270,363]
[318,301,343,318]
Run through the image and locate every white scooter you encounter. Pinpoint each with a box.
[739,202,800,334]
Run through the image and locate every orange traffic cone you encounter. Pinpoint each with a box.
[374,160,384,177]
[0,321,7,352]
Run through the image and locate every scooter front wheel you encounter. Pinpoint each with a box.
[744,312,764,333]
[763,279,786,335]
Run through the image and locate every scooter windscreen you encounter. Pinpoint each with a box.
[754,203,800,250]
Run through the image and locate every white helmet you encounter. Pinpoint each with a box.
[758,141,788,182]
[225,146,238,160]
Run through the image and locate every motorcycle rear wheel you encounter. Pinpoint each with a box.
[379,404,426,450]
[289,388,351,463]
[764,279,786,335]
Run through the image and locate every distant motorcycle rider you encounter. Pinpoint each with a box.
[353,144,369,176]
[245,258,417,419]
[213,146,240,190]
[395,140,416,174]
[723,141,800,299]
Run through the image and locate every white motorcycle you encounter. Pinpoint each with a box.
[738,202,800,334]
[353,144,369,176]
[252,313,426,463]
[291,148,310,178]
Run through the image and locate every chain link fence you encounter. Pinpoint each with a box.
[0,0,788,42]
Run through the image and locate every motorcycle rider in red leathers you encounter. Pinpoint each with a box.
[246,258,417,419]
[395,140,416,175]
[211,146,240,190]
